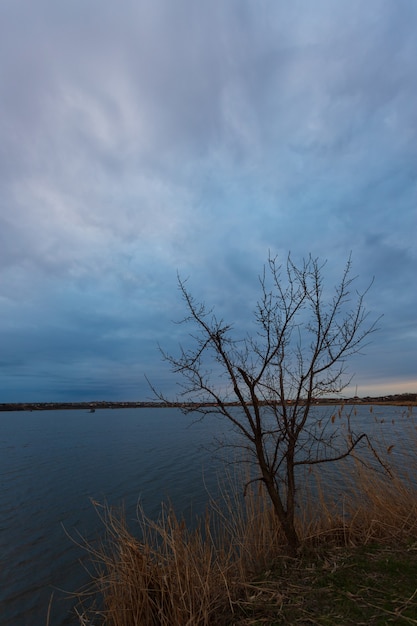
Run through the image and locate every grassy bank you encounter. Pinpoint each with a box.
[73,412,417,625]
[234,541,417,625]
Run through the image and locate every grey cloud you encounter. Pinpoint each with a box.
[0,0,416,399]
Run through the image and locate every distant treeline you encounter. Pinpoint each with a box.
[0,394,416,412]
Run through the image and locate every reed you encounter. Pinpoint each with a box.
[74,472,291,625]
[75,411,417,625]
[75,501,239,625]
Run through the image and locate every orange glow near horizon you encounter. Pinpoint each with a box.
[344,380,417,397]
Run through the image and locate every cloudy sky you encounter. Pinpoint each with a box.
[0,0,416,403]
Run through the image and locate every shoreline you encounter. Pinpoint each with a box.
[0,395,415,412]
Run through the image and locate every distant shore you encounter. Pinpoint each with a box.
[0,394,415,412]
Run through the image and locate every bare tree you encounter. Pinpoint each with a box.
[156,254,381,555]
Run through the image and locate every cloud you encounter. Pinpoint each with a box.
[0,0,416,400]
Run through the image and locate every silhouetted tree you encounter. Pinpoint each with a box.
[157,254,381,555]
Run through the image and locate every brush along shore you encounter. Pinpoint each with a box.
[70,442,417,626]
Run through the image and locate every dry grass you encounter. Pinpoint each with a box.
[73,409,417,626]
[75,504,236,625]
[74,475,290,625]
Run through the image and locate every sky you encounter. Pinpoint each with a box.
[0,0,416,403]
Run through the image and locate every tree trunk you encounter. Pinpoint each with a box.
[278,512,300,557]
[262,473,300,556]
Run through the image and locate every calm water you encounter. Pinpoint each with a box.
[0,405,414,625]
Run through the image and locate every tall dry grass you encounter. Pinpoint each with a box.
[74,505,239,625]
[301,406,417,548]
[74,473,290,626]
[295,462,417,553]
[75,408,417,626]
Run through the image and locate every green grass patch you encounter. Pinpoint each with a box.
[234,542,417,625]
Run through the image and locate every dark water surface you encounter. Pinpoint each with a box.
[0,405,414,625]
[0,408,231,625]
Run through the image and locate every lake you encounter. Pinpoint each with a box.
[0,405,414,625]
